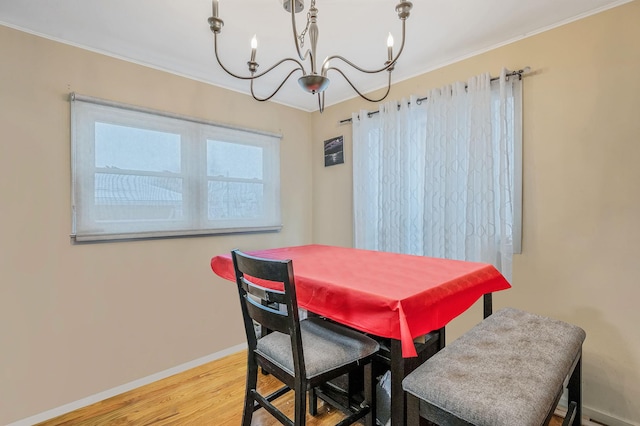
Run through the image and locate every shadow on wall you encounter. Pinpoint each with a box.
[573,307,638,424]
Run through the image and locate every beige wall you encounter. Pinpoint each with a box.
[312,2,640,424]
[0,26,313,424]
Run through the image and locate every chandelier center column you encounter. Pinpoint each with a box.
[308,5,319,74]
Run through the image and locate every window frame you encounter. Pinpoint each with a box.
[70,93,282,242]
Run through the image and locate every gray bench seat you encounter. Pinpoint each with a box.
[402,307,586,426]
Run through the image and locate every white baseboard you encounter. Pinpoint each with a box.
[556,399,638,426]
[7,343,247,426]
[582,406,638,426]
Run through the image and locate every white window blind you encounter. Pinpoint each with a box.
[70,94,281,242]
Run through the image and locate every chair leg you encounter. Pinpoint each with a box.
[364,362,376,426]
[242,353,259,426]
[309,387,318,415]
[294,381,307,426]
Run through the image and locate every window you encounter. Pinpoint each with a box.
[70,94,281,242]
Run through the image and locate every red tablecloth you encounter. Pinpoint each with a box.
[211,244,511,357]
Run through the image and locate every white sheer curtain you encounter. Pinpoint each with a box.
[353,69,521,280]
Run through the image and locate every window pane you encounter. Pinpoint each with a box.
[95,122,181,173]
[208,181,263,220]
[95,173,183,221]
[207,140,262,179]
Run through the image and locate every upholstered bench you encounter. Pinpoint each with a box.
[402,307,586,426]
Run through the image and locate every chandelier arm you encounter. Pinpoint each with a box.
[328,67,392,103]
[250,58,306,80]
[321,20,408,75]
[250,68,303,102]
[214,35,306,80]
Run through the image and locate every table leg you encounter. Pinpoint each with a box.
[389,330,442,426]
[483,293,493,318]
[390,339,405,426]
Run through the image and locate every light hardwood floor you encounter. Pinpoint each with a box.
[37,350,354,425]
[36,350,565,425]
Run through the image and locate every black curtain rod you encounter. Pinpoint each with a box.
[338,68,529,125]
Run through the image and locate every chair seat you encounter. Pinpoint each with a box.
[402,308,586,426]
[257,317,379,380]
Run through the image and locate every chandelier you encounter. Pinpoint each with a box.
[208,0,413,112]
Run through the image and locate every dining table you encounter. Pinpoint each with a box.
[211,244,511,425]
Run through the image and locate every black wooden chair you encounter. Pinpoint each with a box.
[231,249,379,426]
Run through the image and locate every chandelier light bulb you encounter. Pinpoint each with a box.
[212,0,219,18]
[250,35,257,62]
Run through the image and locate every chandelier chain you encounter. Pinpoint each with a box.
[297,0,316,49]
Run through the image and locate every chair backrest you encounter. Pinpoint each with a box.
[231,249,306,378]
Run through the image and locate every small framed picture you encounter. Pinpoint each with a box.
[324,136,344,167]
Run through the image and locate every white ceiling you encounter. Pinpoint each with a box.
[0,0,630,112]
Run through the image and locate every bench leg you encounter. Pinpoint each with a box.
[562,402,578,426]
[567,351,582,426]
[406,393,421,426]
